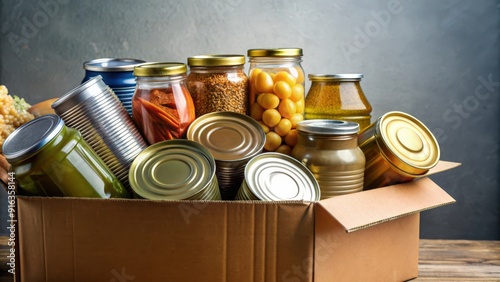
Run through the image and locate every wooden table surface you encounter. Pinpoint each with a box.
[0,238,498,281]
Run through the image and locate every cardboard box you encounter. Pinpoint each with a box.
[15,161,459,282]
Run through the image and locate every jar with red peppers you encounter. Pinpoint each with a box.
[132,62,196,144]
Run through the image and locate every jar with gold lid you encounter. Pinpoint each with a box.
[305,74,372,130]
[247,48,306,155]
[291,119,365,199]
[186,54,248,117]
[358,111,440,190]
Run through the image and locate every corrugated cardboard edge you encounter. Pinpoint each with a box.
[317,161,460,233]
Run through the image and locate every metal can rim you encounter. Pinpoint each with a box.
[83,58,146,72]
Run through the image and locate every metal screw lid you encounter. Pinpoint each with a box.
[247,48,303,57]
[2,114,64,163]
[308,74,363,82]
[83,58,146,72]
[297,119,360,135]
[133,62,187,77]
[187,55,245,67]
[375,111,440,174]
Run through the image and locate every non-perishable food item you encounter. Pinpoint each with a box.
[186,55,248,117]
[187,111,265,200]
[132,62,196,144]
[82,58,146,116]
[358,111,440,190]
[247,48,306,156]
[2,114,129,198]
[0,85,34,151]
[129,139,221,200]
[52,75,148,192]
[305,74,372,130]
[235,152,320,201]
[291,119,365,199]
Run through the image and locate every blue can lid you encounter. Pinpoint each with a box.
[2,114,65,163]
[83,58,146,72]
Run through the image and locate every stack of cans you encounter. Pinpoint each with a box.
[51,75,148,192]
[235,152,321,202]
[187,112,265,200]
[128,140,221,200]
[82,58,145,116]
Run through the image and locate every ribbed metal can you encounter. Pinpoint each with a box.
[187,111,265,200]
[82,58,145,116]
[291,119,365,199]
[235,152,320,201]
[128,139,221,200]
[51,75,148,192]
[2,115,129,198]
[358,111,440,190]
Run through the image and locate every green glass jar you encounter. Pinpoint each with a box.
[2,114,129,198]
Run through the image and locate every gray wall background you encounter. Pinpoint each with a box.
[0,0,498,240]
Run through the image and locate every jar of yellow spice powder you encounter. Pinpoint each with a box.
[304,74,372,130]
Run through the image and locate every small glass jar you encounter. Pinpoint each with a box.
[291,120,365,199]
[132,62,196,144]
[305,74,372,130]
[247,48,306,155]
[186,55,248,117]
[2,114,129,198]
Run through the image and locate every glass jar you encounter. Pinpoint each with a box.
[2,114,129,198]
[82,58,146,116]
[186,55,248,117]
[305,74,372,130]
[247,48,306,155]
[291,120,365,199]
[132,62,196,144]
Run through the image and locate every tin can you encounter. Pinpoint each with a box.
[82,58,146,116]
[187,111,265,200]
[132,62,196,144]
[247,48,306,155]
[304,74,372,130]
[129,139,221,200]
[2,115,129,198]
[186,55,248,117]
[52,75,148,192]
[358,111,440,190]
[291,120,365,198]
[235,152,320,201]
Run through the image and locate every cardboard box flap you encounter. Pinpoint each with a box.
[418,161,462,178]
[317,177,456,233]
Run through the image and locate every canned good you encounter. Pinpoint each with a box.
[358,111,440,190]
[291,120,365,198]
[129,140,221,200]
[132,62,196,144]
[305,74,372,130]
[247,48,306,155]
[82,58,146,116]
[2,115,129,198]
[52,75,148,192]
[186,55,248,117]
[187,111,265,200]
[235,152,320,201]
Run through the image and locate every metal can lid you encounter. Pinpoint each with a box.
[245,152,320,201]
[375,111,440,174]
[308,74,363,82]
[247,48,303,57]
[52,75,108,114]
[83,58,146,72]
[187,112,265,161]
[187,55,245,67]
[133,62,187,77]
[297,119,360,135]
[128,140,216,200]
[2,114,64,163]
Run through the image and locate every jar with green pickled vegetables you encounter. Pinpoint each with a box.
[2,114,129,198]
[132,62,196,144]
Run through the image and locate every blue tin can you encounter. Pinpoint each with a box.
[82,58,146,115]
